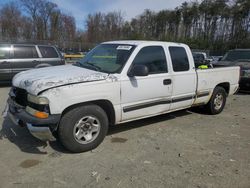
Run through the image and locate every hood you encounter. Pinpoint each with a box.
[216,60,250,69]
[12,65,109,95]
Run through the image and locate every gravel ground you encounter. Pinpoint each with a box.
[0,86,249,188]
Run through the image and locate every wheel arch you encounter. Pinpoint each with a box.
[61,99,116,126]
[215,82,230,96]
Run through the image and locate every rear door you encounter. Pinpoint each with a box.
[11,45,40,76]
[121,45,173,121]
[38,45,63,66]
[168,46,197,110]
[0,44,12,81]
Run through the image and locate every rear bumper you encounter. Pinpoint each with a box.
[7,98,60,141]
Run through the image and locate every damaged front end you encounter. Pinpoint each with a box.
[7,87,60,141]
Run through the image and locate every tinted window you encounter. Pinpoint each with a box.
[14,45,38,59]
[132,46,167,74]
[0,44,10,59]
[38,46,58,58]
[169,47,189,72]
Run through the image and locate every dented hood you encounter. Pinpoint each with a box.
[12,65,109,95]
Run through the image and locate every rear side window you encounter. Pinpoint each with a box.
[132,46,168,74]
[169,47,189,72]
[14,45,38,59]
[0,44,10,59]
[38,46,58,58]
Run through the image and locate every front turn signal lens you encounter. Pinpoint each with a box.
[34,111,49,119]
[26,106,49,119]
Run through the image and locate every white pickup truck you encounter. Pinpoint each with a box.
[7,41,240,152]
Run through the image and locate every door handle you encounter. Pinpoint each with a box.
[163,79,172,85]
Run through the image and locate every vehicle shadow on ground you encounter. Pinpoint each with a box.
[0,116,49,154]
[108,110,192,135]
[236,91,250,95]
[0,110,193,154]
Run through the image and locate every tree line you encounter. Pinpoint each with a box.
[0,0,250,54]
[0,0,76,50]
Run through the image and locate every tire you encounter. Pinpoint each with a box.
[58,104,109,153]
[205,86,227,115]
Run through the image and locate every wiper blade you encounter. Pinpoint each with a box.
[73,61,82,66]
[85,62,102,71]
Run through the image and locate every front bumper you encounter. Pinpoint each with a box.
[7,98,60,141]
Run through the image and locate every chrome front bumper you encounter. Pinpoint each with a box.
[27,123,56,141]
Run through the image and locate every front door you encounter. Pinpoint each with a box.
[121,45,173,121]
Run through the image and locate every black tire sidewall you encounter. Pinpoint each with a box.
[58,105,108,153]
[209,87,227,115]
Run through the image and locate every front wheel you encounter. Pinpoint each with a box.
[58,104,108,153]
[205,86,227,115]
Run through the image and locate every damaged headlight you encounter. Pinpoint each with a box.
[26,106,49,119]
[27,94,49,105]
[27,94,50,118]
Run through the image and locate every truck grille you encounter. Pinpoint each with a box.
[10,87,28,107]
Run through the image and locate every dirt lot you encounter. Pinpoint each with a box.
[0,86,249,188]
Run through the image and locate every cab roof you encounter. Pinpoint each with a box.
[102,40,185,47]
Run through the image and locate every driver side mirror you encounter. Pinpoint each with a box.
[128,64,149,77]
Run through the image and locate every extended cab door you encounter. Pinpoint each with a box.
[121,45,173,121]
[168,46,197,110]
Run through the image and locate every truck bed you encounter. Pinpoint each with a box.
[194,66,240,105]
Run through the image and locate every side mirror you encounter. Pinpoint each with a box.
[218,57,222,61]
[128,64,149,77]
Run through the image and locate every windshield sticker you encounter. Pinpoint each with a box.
[117,45,132,50]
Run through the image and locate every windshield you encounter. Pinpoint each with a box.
[221,50,250,62]
[76,44,135,73]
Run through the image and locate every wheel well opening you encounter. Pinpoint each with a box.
[216,82,230,95]
[62,100,116,126]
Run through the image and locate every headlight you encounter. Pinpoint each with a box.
[27,94,49,105]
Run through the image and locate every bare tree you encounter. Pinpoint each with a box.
[0,2,22,40]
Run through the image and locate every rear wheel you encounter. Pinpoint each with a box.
[58,104,108,153]
[205,86,227,115]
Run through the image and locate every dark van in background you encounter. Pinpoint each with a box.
[214,49,250,91]
[0,44,65,83]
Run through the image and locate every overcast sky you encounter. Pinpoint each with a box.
[50,0,193,30]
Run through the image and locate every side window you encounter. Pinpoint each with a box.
[38,46,59,58]
[169,47,190,72]
[132,46,167,74]
[0,44,10,59]
[14,45,38,59]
